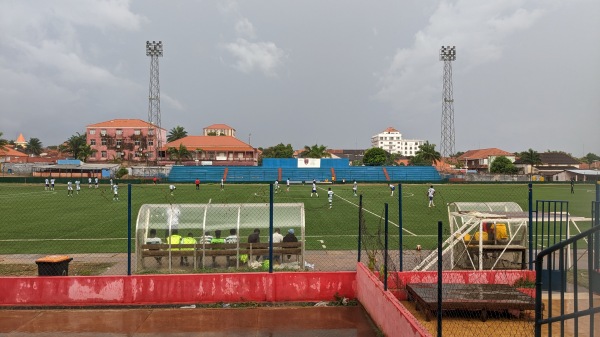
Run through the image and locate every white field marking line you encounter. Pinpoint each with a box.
[0,191,57,198]
[318,186,417,237]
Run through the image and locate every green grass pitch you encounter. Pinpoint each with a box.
[0,182,596,254]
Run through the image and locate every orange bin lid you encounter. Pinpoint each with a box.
[35,255,72,263]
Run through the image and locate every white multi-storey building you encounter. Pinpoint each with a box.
[370,127,425,156]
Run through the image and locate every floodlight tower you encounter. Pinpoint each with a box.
[440,46,456,158]
[146,40,163,162]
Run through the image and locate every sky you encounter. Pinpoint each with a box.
[1,0,599,157]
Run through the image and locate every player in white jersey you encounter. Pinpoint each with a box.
[94,177,99,189]
[169,184,176,196]
[274,180,279,193]
[220,178,224,191]
[427,185,436,207]
[353,181,358,196]
[311,181,318,197]
[67,181,74,197]
[286,178,290,192]
[45,178,49,191]
[88,177,92,188]
[113,183,119,201]
[327,187,334,209]
[75,180,81,195]
[50,178,55,191]
[389,184,395,197]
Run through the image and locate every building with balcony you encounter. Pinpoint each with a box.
[457,148,516,173]
[370,127,425,156]
[86,119,166,162]
[163,135,258,166]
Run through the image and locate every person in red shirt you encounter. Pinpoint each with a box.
[195,178,200,190]
[152,176,157,185]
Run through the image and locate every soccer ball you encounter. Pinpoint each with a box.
[416,245,422,251]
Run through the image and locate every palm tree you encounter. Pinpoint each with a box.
[78,144,97,162]
[300,144,331,158]
[519,148,542,176]
[167,144,192,164]
[0,132,7,151]
[59,133,87,159]
[167,126,188,143]
[414,141,441,165]
[27,137,43,156]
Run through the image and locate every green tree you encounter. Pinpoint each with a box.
[260,143,294,158]
[167,144,192,164]
[519,149,542,165]
[490,156,518,174]
[300,144,331,158]
[582,152,600,165]
[414,141,441,165]
[167,126,188,143]
[0,132,7,151]
[27,137,43,156]
[363,147,388,166]
[409,154,432,166]
[59,133,88,160]
[258,143,294,165]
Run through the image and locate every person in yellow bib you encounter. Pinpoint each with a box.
[181,232,197,266]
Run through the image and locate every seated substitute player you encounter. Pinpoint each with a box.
[145,228,163,265]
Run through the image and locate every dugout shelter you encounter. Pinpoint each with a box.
[135,203,305,271]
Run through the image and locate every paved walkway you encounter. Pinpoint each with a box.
[0,306,380,336]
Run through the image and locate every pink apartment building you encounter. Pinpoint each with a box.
[86,119,167,162]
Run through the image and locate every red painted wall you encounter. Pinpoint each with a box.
[356,264,430,337]
[0,272,356,307]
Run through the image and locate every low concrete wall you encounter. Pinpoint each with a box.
[0,272,356,306]
[356,263,430,337]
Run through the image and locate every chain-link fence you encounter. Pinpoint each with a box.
[358,182,598,337]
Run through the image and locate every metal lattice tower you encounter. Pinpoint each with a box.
[146,41,163,161]
[440,46,456,158]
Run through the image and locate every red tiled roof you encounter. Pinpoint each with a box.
[457,148,513,160]
[87,119,164,130]
[383,127,399,133]
[0,145,28,157]
[205,124,235,130]
[163,136,254,151]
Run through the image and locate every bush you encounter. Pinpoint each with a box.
[115,167,129,179]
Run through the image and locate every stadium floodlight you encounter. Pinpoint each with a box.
[146,41,163,57]
[440,45,456,158]
[146,40,163,164]
[439,46,456,61]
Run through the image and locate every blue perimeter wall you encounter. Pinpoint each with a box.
[169,165,441,183]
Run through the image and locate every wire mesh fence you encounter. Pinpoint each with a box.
[0,180,596,280]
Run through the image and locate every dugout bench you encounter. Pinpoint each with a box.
[139,242,303,270]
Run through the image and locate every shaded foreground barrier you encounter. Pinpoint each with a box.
[0,265,535,337]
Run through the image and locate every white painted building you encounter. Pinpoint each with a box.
[370,127,425,156]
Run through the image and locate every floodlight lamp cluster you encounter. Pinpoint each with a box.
[440,46,456,61]
[146,41,163,57]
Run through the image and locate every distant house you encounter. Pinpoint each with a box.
[203,124,236,137]
[324,149,365,163]
[553,169,600,182]
[0,145,29,163]
[162,135,258,166]
[514,152,581,181]
[86,119,167,162]
[457,148,516,173]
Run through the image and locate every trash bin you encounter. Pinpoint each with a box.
[35,255,73,276]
